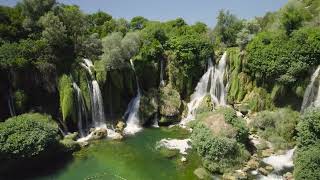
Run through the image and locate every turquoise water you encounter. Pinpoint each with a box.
[35,127,202,180]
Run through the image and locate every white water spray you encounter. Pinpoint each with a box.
[180,52,228,125]
[123,60,143,135]
[301,66,320,112]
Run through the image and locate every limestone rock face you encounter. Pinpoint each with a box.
[116,121,125,133]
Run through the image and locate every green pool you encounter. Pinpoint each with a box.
[34,127,202,180]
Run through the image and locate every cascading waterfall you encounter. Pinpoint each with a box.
[73,82,88,137]
[301,66,320,112]
[123,60,143,135]
[160,58,165,86]
[210,52,228,106]
[180,52,228,125]
[80,59,106,128]
[7,90,16,117]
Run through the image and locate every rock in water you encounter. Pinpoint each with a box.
[194,168,211,180]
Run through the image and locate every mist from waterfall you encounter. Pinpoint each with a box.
[301,66,320,112]
[181,52,228,125]
[73,82,89,137]
[123,60,143,135]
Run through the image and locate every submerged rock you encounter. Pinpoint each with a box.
[194,167,211,180]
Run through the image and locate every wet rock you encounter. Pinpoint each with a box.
[158,147,179,158]
[65,132,78,140]
[116,121,125,133]
[235,170,247,179]
[181,156,187,162]
[265,165,274,172]
[222,173,236,180]
[194,168,211,180]
[261,149,274,157]
[258,167,269,176]
[247,159,259,170]
[283,172,294,180]
[91,128,107,140]
[111,133,124,140]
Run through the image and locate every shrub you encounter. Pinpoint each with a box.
[0,113,61,160]
[251,108,299,150]
[191,122,249,173]
[294,143,320,180]
[215,107,249,144]
[296,107,320,148]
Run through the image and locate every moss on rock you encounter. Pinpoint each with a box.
[159,85,182,125]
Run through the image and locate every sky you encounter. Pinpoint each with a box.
[1,0,288,27]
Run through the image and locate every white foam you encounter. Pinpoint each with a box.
[157,138,191,155]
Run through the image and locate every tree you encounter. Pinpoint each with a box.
[191,22,208,34]
[39,12,67,47]
[214,10,244,47]
[130,16,148,30]
[280,1,310,35]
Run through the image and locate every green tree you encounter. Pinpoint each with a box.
[130,16,148,30]
[214,10,244,47]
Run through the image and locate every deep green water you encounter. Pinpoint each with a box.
[35,127,202,180]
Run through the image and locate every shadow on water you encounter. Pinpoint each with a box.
[0,153,74,180]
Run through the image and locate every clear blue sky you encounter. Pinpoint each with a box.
[1,0,288,27]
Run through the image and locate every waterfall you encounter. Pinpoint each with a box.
[210,52,228,105]
[73,82,89,137]
[301,66,320,112]
[92,80,106,127]
[80,59,106,128]
[160,58,165,86]
[7,90,16,117]
[180,52,228,125]
[123,60,143,135]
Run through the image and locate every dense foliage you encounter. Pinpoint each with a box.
[191,122,249,173]
[294,108,320,179]
[251,108,299,150]
[0,113,60,160]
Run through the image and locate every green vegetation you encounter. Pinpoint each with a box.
[294,108,320,180]
[0,113,60,160]
[58,74,74,122]
[190,107,250,173]
[251,108,299,150]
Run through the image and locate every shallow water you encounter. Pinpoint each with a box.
[34,127,201,180]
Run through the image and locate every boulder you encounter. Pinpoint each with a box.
[90,128,107,140]
[247,159,260,170]
[258,167,269,176]
[222,173,236,180]
[265,165,274,172]
[194,167,211,180]
[261,149,274,157]
[116,121,125,133]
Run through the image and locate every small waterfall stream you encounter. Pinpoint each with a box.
[123,60,143,135]
[80,59,106,128]
[7,90,16,117]
[160,58,165,86]
[301,66,320,112]
[73,82,88,137]
[181,52,228,125]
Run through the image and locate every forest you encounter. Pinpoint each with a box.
[0,0,320,179]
